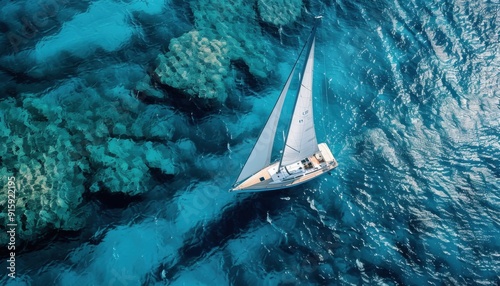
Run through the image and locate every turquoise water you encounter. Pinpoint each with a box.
[1,0,499,285]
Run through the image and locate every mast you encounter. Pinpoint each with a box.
[279,23,320,168]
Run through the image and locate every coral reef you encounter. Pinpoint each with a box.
[27,80,180,195]
[0,98,90,245]
[87,139,175,196]
[155,0,278,101]
[0,74,186,246]
[191,0,274,78]
[257,0,303,26]
[155,31,231,100]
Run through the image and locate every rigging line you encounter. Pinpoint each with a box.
[285,144,300,153]
[301,83,312,91]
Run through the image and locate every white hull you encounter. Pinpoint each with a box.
[231,143,337,193]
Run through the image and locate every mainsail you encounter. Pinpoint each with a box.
[280,34,319,166]
[235,23,319,184]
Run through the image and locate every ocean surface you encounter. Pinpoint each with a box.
[0,0,499,285]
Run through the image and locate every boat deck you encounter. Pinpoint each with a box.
[240,159,337,192]
[232,143,338,192]
[234,162,277,190]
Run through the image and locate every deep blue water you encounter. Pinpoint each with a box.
[0,0,499,285]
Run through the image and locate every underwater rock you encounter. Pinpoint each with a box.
[155,0,276,102]
[88,139,146,196]
[87,138,177,196]
[0,73,182,247]
[155,30,231,101]
[136,75,166,99]
[257,0,303,26]
[0,98,91,247]
[191,0,275,78]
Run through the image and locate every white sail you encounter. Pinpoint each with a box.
[235,65,296,183]
[281,37,319,166]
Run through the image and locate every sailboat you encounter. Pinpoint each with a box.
[231,20,338,193]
